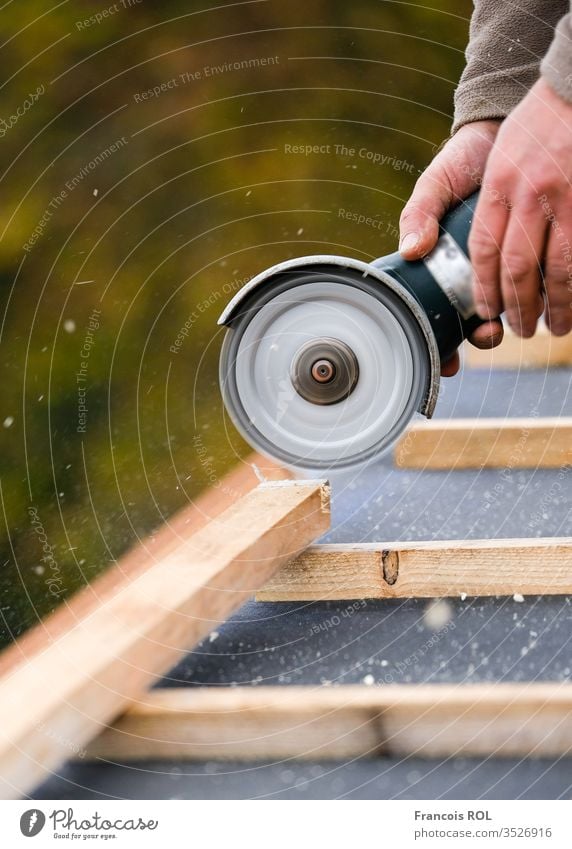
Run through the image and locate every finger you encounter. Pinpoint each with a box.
[498,196,547,337]
[543,213,572,336]
[400,125,499,260]
[469,186,510,319]
[468,319,504,349]
[399,168,454,259]
[441,350,460,377]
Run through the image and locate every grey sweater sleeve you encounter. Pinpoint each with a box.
[542,9,572,98]
[453,0,570,133]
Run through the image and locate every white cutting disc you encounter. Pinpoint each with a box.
[221,277,428,469]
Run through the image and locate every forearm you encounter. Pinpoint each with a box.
[453,0,568,133]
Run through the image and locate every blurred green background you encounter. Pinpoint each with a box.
[0,0,471,646]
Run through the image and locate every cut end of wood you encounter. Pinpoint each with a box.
[258,479,331,517]
[259,477,329,491]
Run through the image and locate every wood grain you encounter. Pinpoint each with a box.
[0,480,329,799]
[0,453,292,677]
[86,683,572,761]
[256,539,572,601]
[465,325,572,369]
[395,417,572,469]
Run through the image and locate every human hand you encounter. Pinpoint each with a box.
[469,77,572,338]
[399,120,504,376]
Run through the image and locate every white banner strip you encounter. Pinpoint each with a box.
[1,800,571,848]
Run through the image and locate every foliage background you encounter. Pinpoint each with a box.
[0,0,471,645]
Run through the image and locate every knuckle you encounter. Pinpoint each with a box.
[518,187,543,211]
[469,231,499,264]
[399,204,422,227]
[543,271,569,297]
[501,252,532,285]
[472,275,497,298]
[536,174,562,196]
[544,258,570,283]
[546,301,572,322]
[546,295,572,315]
[502,290,520,311]
[544,268,572,299]
[482,167,511,195]
[546,300,572,315]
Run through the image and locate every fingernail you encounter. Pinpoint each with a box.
[399,232,420,254]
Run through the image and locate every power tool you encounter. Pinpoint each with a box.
[218,191,486,470]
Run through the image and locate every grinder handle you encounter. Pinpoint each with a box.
[435,191,491,344]
[374,191,498,364]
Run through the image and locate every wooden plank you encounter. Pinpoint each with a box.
[256,539,572,601]
[0,453,292,677]
[0,480,329,799]
[395,417,572,469]
[86,683,572,761]
[465,325,572,369]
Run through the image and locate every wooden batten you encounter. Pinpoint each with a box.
[0,480,329,799]
[86,683,572,762]
[395,418,572,470]
[256,539,572,601]
[465,325,572,369]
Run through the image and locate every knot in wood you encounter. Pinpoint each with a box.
[381,549,399,585]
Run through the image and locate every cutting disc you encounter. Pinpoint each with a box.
[220,269,430,470]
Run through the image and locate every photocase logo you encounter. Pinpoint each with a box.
[20,809,46,837]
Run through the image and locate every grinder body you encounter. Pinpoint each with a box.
[373,191,482,364]
[218,191,484,470]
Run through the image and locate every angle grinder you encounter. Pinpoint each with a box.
[218,191,487,470]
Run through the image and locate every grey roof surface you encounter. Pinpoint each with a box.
[32,365,572,800]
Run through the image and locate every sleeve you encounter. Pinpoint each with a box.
[452,0,569,133]
[541,10,572,100]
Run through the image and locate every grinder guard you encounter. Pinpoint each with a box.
[218,192,484,469]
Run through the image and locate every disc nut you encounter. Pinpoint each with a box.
[311,359,336,384]
[291,337,359,405]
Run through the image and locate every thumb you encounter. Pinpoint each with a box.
[399,165,457,260]
[399,120,501,260]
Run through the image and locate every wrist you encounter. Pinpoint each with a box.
[532,76,572,117]
[455,119,503,141]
